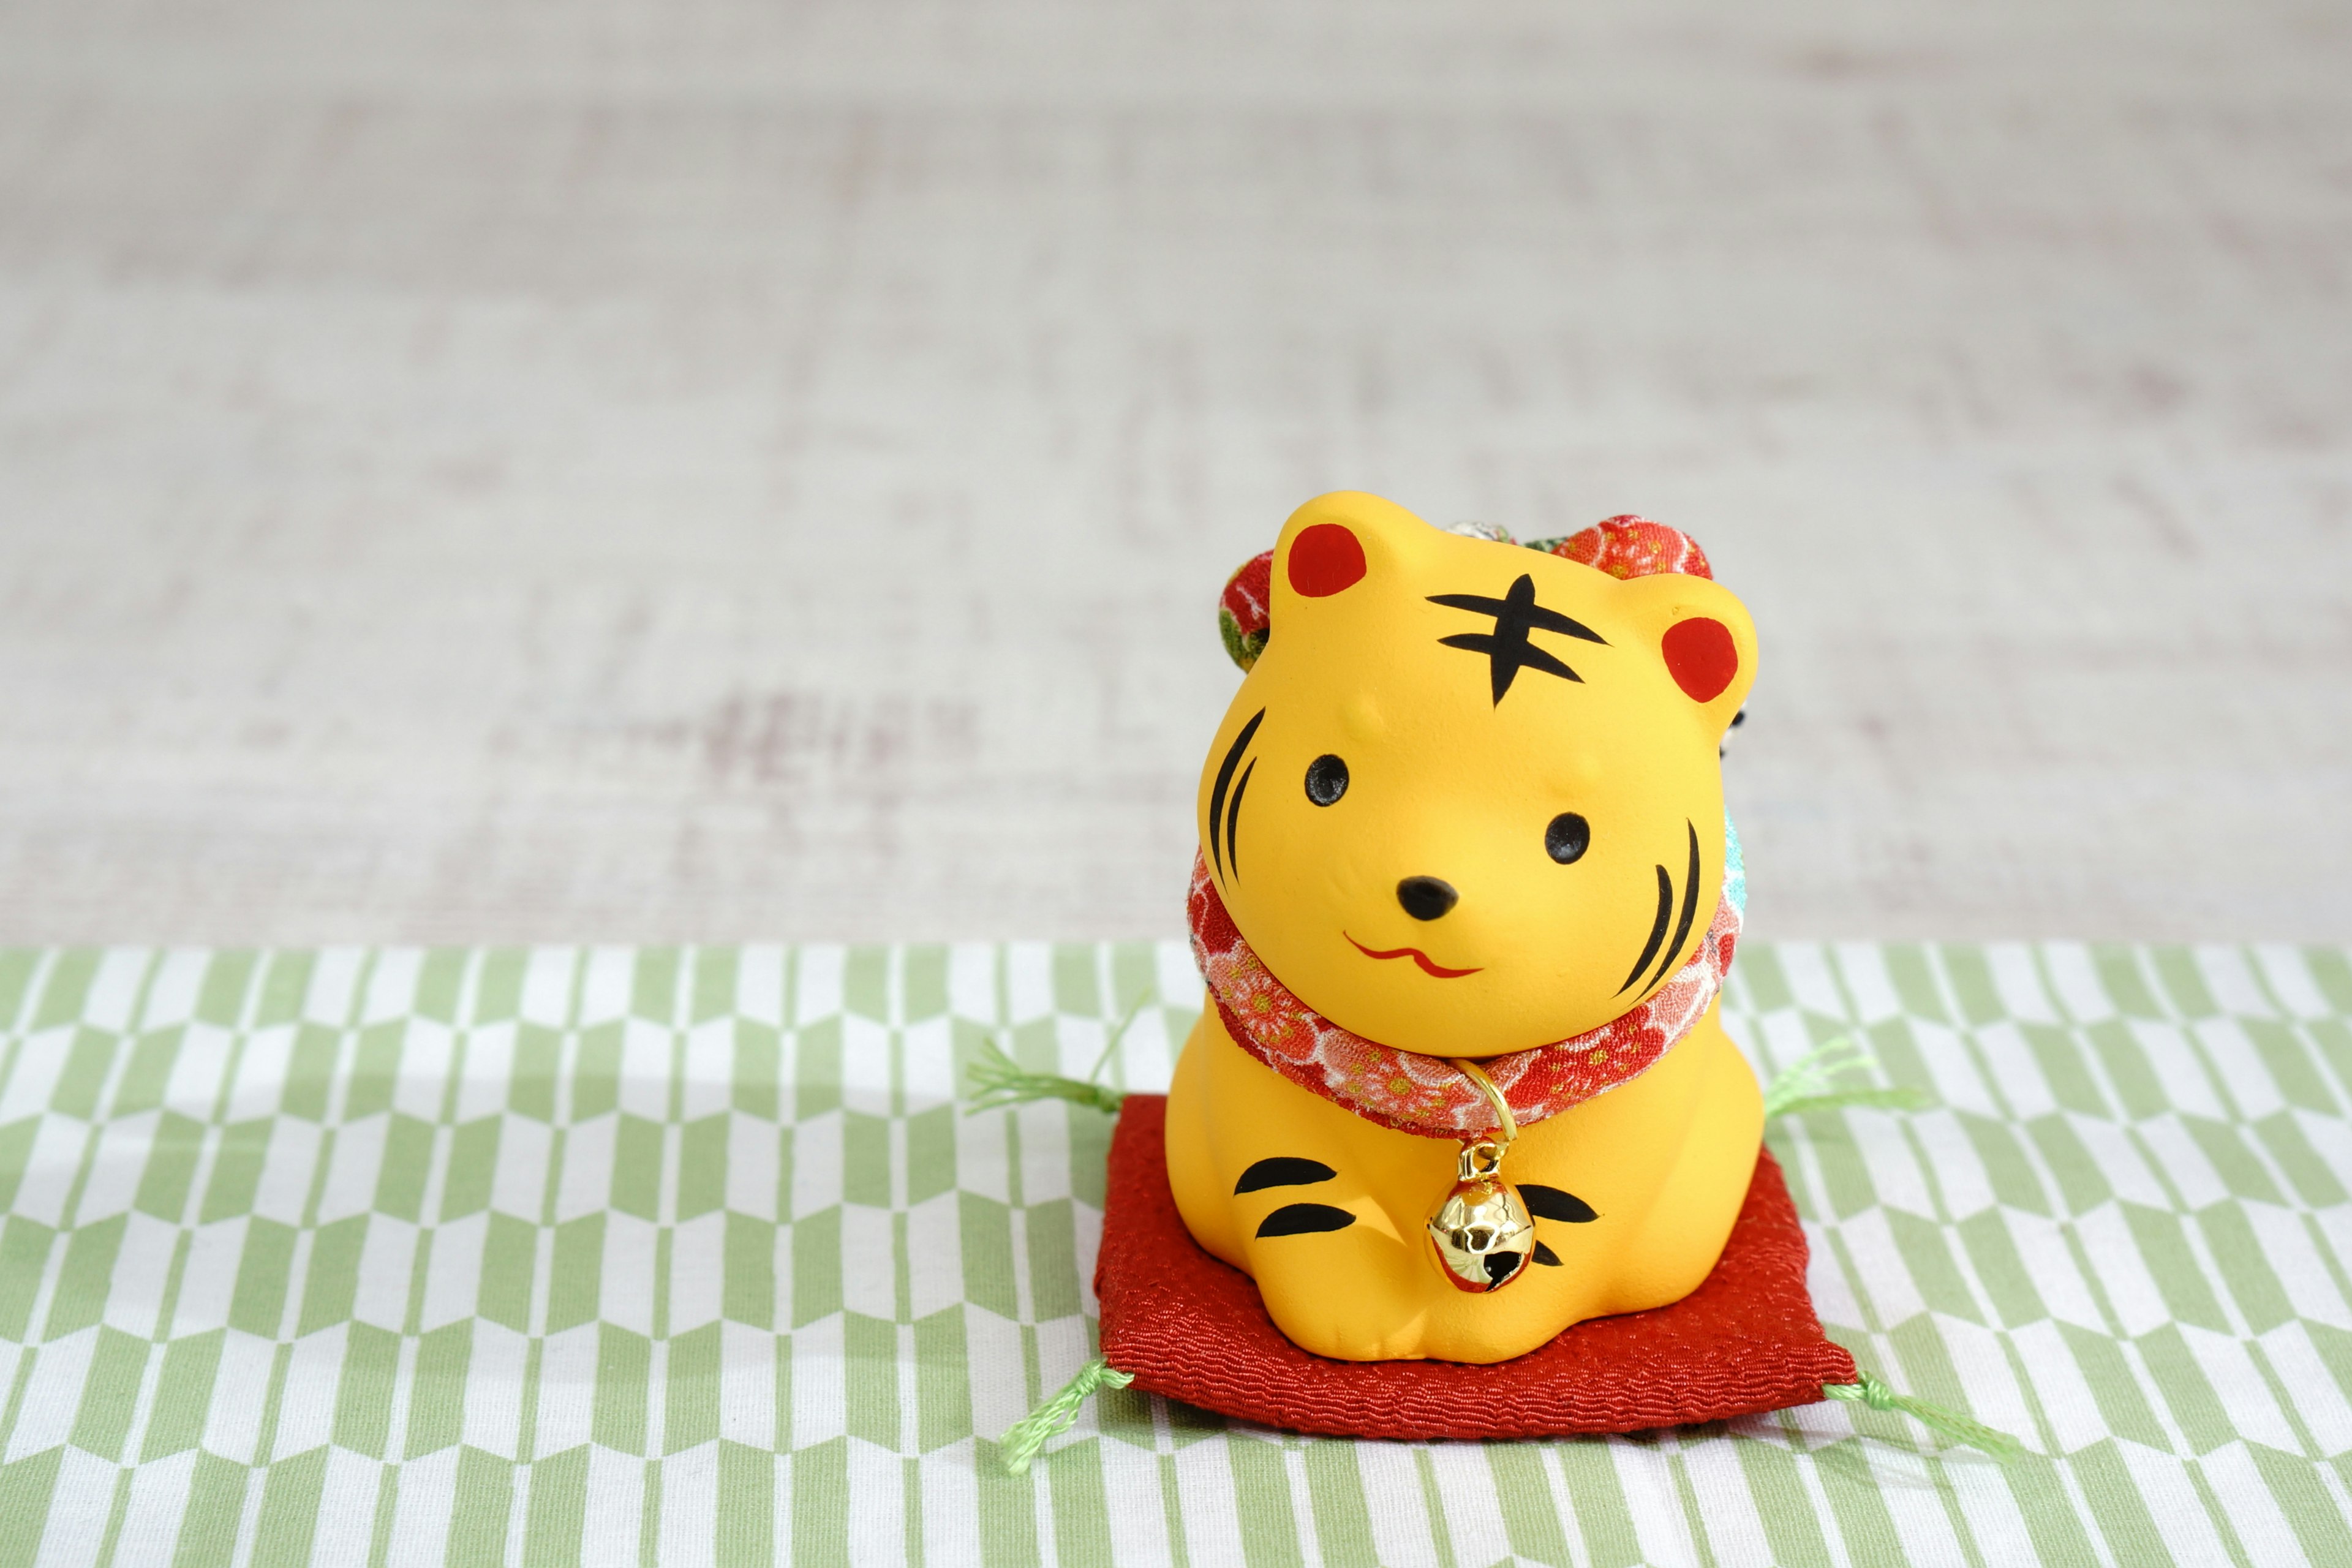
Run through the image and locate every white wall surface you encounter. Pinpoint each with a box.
[0,0,2345,943]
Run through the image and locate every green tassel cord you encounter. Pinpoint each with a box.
[1762,1036,1932,1120]
[969,1017,1921,1123]
[995,1362,2021,1474]
[1766,1049,2018,1455]
[999,1357,1134,1476]
[963,992,1148,1116]
[1825,1371,2025,1461]
[963,1036,1126,1115]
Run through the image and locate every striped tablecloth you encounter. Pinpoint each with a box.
[2,943,2348,1566]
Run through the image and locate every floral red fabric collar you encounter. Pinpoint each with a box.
[1187,856,1741,1139]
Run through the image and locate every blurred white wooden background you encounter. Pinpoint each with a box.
[0,0,2345,944]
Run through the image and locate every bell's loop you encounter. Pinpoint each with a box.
[1458,1139,1506,1182]
[1449,1056,1518,1149]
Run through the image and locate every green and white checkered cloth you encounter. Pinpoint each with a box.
[2,943,2349,1566]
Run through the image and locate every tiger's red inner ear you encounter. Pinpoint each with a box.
[1661,617,1738,703]
[1287,524,1367,597]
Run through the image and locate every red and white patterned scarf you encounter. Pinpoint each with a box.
[1188,858,1740,1138]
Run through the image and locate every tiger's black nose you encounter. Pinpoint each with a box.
[1396,876,1459,921]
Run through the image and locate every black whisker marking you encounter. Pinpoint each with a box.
[1207,708,1264,881]
[1619,864,1674,995]
[1234,1157,1337,1194]
[1226,759,1254,879]
[1532,1242,1562,1266]
[1520,1185,1599,1223]
[1648,820,1703,992]
[1254,1204,1357,1237]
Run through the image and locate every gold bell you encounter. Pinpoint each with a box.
[1425,1059,1535,1294]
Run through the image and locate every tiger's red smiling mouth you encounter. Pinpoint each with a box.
[1343,934,1483,979]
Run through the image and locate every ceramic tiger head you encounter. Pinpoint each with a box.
[1197,490,1757,1058]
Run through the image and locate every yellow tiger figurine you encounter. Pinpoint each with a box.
[1165,491,1764,1364]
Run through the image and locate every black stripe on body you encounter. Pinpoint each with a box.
[1619,864,1674,995]
[1234,1158,1336,1194]
[1520,1185,1599,1223]
[1532,1242,1562,1266]
[1649,820,1703,992]
[1255,1204,1356,1237]
[1207,708,1265,880]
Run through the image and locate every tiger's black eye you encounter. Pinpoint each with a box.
[1305,754,1349,806]
[1545,812,1591,864]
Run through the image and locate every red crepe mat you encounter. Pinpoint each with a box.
[1095,1096,1855,1441]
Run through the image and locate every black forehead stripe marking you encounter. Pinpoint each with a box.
[1437,632,1581,705]
[1426,588,1607,645]
[1532,1241,1562,1266]
[1427,574,1605,704]
[1254,1203,1356,1237]
[1207,707,1264,881]
[1234,1157,1336,1194]
[1225,759,1255,880]
[1619,864,1675,995]
[1648,819,1703,993]
[1520,1185,1599,1223]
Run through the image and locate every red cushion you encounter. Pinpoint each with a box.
[1095,1096,1855,1440]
